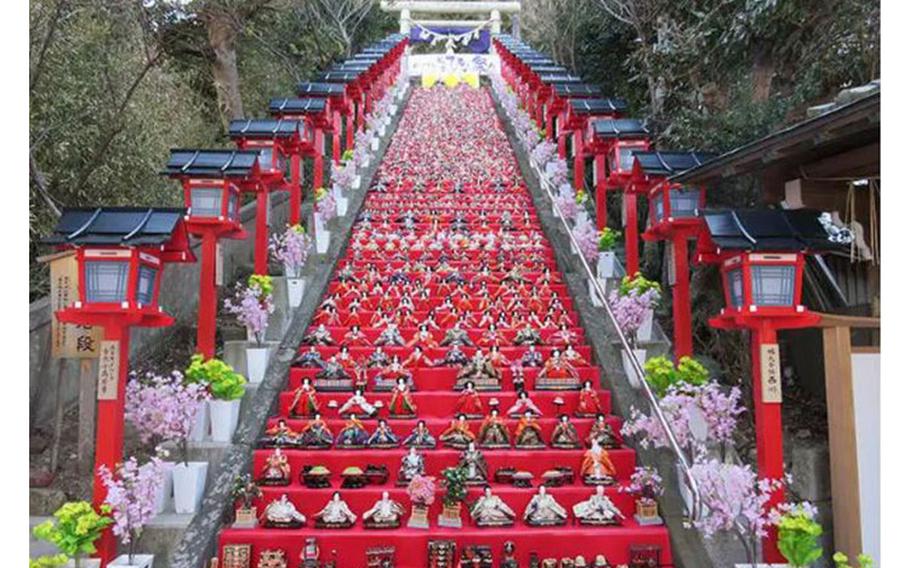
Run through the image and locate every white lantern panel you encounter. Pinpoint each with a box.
[727,267,744,309]
[85,261,129,303]
[190,187,223,217]
[751,265,796,306]
[135,265,157,305]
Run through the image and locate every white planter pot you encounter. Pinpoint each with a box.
[65,559,102,568]
[246,346,269,384]
[187,403,210,442]
[209,399,241,443]
[353,175,362,190]
[337,195,349,216]
[588,278,606,307]
[110,554,154,568]
[154,461,175,514]
[283,262,302,280]
[597,251,617,279]
[621,349,647,389]
[378,123,387,137]
[331,185,342,202]
[316,229,330,254]
[636,308,654,342]
[370,137,379,151]
[383,115,391,126]
[173,462,208,514]
[287,277,305,309]
[390,104,398,115]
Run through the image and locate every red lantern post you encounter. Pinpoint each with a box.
[585,119,651,260]
[696,207,851,563]
[320,70,363,150]
[562,98,627,191]
[633,151,714,358]
[547,83,602,158]
[298,82,348,164]
[163,148,261,358]
[43,207,195,565]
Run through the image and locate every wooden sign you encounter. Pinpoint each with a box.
[215,242,224,287]
[666,243,676,286]
[97,340,120,400]
[45,251,101,359]
[760,343,783,403]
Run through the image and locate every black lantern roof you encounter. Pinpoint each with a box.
[228,119,301,139]
[297,82,346,97]
[570,98,627,114]
[529,64,566,74]
[269,97,328,114]
[632,151,716,176]
[320,71,361,83]
[163,149,261,177]
[592,118,649,139]
[539,74,581,85]
[44,207,190,247]
[351,53,381,61]
[331,62,371,72]
[702,208,850,252]
[555,84,602,98]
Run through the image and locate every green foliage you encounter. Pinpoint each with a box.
[32,502,113,560]
[248,274,273,298]
[342,149,355,163]
[777,510,823,567]
[440,466,468,506]
[618,273,662,298]
[598,227,619,251]
[833,552,874,568]
[185,354,247,401]
[644,355,709,397]
[29,554,70,568]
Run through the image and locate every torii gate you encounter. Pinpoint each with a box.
[380,1,521,36]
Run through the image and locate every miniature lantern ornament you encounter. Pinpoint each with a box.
[268,97,330,209]
[633,151,714,358]
[696,207,852,563]
[163,148,261,356]
[298,82,348,163]
[586,118,651,232]
[43,207,195,565]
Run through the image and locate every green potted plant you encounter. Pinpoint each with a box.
[775,504,823,568]
[643,355,708,398]
[32,501,113,568]
[186,354,247,444]
[29,555,71,568]
[596,226,620,278]
[833,552,873,568]
[437,466,468,528]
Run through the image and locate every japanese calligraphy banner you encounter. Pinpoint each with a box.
[48,252,101,359]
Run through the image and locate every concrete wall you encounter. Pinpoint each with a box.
[29,192,292,430]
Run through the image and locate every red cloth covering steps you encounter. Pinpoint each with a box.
[218,85,674,567]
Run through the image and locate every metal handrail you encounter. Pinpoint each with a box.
[529,159,703,523]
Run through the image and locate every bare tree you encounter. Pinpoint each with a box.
[302,0,376,57]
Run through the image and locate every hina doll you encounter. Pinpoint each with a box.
[289,378,319,418]
[260,419,300,448]
[367,346,390,368]
[258,447,291,486]
[261,494,306,528]
[551,323,578,346]
[506,390,542,417]
[479,324,507,347]
[513,410,546,449]
[303,324,334,346]
[576,381,603,417]
[440,322,474,346]
[572,486,625,526]
[470,486,515,527]
[563,344,585,366]
[367,419,400,449]
[538,349,580,381]
[586,414,622,449]
[523,486,568,526]
[459,442,488,484]
[453,381,485,418]
[375,322,406,346]
[477,408,511,449]
[440,414,476,449]
[488,345,510,367]
[315,356,353,389]
[455,350,501,390]
[388,377,418,418]
[514,324,542,346]
[336,414,370,449]
[292,346,325,369]
[341,324,370,347]
[314,492,357,528]
[521,344,544,367]
[362,492,405,529]
[550,414,582,449]
[299,413,333,449]
[403,420,436,449]
[403,346,434,369]
[581,439,617,485]
[374,355,413,390]
[407,325,439,349]
[397,447,426,484]
[337,388,378,418]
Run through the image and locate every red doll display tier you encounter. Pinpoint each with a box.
[219,85,674,567]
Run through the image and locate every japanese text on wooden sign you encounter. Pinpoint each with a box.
[97,340,120,400]
[760,343,783,403]
[48,252,101,359]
